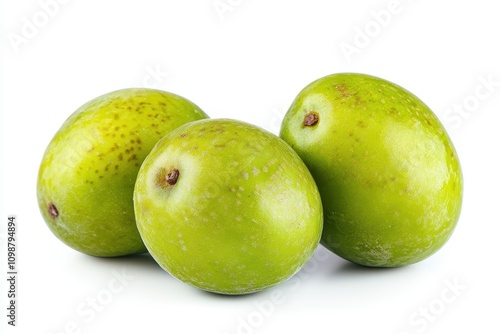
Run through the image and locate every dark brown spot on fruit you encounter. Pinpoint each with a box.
[157,168,180,188]
[180,133,188,138]
[167,169,180,185]
[304,112,319,127]
[48,203,59,219]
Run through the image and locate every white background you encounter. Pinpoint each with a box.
[1,1,499,333]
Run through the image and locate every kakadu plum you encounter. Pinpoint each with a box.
[134,119,323,294]
[280,73,463,267]
[37,88,208,257]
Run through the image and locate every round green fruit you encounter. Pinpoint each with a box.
[37,88,208,257]
[134,119,323,294]
[280,73,463,267]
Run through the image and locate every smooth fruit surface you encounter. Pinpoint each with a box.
[280,73,463,267]
[134,119,323,294]
[37,88,208,257]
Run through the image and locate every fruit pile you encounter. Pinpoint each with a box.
[37,73,463,295]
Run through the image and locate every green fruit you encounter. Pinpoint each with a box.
[280,73,463,267]
[134,119,323,294]
[37,88,208,257]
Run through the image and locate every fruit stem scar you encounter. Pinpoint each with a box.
[167,169,180,186]
[304,112,319,127]
[157,168,180,188]
[48,202,59,219]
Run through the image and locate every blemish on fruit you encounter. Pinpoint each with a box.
[167,169,180,185]
[180,133,188,138]
[335,83,355,99]
[303,112,319,127]
[48,202,59,219]
[157,168,180,188]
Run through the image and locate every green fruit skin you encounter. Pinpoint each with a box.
[280,73,463,267]
[134,119,323,294]
[37,88,208,257]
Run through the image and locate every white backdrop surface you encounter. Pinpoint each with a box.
[1,1,499,333]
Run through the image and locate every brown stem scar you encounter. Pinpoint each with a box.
[48,203,59,219]
[166,169,180,186]
[304,112,319,127]
[157,168,180,188]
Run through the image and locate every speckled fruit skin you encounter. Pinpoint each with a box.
[280,73,463,267]
[37,88,208,257]
[134,119,323,294]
